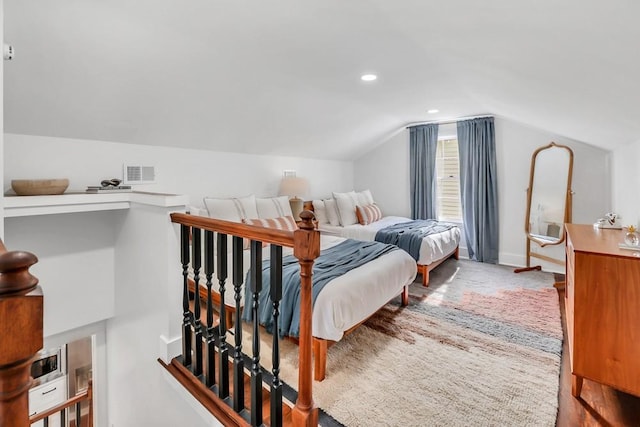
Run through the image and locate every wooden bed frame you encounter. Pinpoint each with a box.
[417,246,459,286]
[189,277,408,382]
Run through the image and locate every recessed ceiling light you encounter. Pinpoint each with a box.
[427,109,439,114]
[361,74,377,82]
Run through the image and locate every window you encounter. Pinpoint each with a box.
[435,138,462,222]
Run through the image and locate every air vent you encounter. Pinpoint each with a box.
[123,164,156,184]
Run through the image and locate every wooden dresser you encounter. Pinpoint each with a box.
[565,224,640,398]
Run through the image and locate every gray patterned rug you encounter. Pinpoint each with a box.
[250,258,563,426]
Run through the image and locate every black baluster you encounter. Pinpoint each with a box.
[192,228,203,377]
[204,230,216,387]
[180,224,192,367]
[217,233,230,398]
[75,402,81,427]
[232,235,245,412]
[250,239,263,426]
[270,244,283,427]
[44,417,48,427]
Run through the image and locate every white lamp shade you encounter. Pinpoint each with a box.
[279,176,309,199]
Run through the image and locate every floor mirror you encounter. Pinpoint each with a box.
[515,142,574,274]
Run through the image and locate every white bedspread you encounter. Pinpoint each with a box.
[318,216,461,265]
[193,235,417,341]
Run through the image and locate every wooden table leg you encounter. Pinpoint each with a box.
[571,374,584,397]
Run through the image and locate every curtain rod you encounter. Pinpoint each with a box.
[405,114,493,129]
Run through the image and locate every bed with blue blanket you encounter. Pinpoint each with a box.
[192,234,417,380]
[318,216,460,286]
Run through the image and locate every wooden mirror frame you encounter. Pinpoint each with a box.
[516,141,574,272]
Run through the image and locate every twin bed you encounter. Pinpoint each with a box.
[317,216,460,286]
[307,194,461,286]
[188,191,460,380]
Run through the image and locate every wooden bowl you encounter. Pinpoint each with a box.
[11,179,70,196]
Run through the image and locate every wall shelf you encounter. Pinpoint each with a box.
[4,192,188,218]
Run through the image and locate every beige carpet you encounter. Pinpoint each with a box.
[244,259,563,426]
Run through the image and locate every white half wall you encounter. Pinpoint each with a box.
[354,117,610,272]
[4,211,120,336]
[3,133,354,207]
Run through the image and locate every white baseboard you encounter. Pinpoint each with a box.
[499,251,565,274]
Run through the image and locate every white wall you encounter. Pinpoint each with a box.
[4,211,120,336]
[354,117,610,272]
[611,141,640,227]
[106,201,217,427]
[4,133,354,206]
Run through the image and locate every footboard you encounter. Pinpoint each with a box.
[170,211,320,426]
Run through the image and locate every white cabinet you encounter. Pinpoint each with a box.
[29,375,68,427]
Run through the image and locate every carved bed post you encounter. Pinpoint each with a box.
[0,239,43,427]
[291,211,320,426]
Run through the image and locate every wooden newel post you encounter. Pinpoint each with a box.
[0,239,43,427]
[291,211,320,427]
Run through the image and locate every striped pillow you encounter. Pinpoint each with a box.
[244,215,297,231]
[243,215,298,248]
[356,204,383,225]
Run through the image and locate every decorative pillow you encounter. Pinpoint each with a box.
[312,199,329,224]
[243,215,297,248]
[324,198,341,226]
[256,196,293,219]
[202,195,258,222]
[356,203,383,225]
[356,189,375,206]
[244,215,297,232]
[333,191,359,226]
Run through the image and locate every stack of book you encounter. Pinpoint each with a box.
[86,185,132,193]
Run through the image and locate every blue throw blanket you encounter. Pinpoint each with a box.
[375,219,457,261]
[241,239,398,338]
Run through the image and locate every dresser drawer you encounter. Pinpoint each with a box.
[29,375,67,414]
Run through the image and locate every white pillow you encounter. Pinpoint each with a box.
[333,191,359,226]
[356,189,375,206]
[187,205,208,217]
[203,194,258,222]
[312,199,329,224]
[324,198,341,226]
[256,196,293,219]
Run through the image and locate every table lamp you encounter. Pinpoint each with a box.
[279,175,309,221]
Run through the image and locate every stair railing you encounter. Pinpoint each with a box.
[168,210,320,427]
[29,379,93,427]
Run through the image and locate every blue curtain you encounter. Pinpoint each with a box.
[457,117,499,263]
[409,124,439,219]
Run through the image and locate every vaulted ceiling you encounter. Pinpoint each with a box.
[4,1,639,160]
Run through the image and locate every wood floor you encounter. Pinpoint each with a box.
[555,286,640,426]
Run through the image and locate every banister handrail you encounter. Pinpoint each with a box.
[30,379,93,426]
[170,213,297,248]
[169,210,320,426]
[0,238,43,427]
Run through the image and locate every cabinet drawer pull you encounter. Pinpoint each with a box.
[41,387,57,395]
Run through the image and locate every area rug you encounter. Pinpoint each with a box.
[249,259,563,426]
